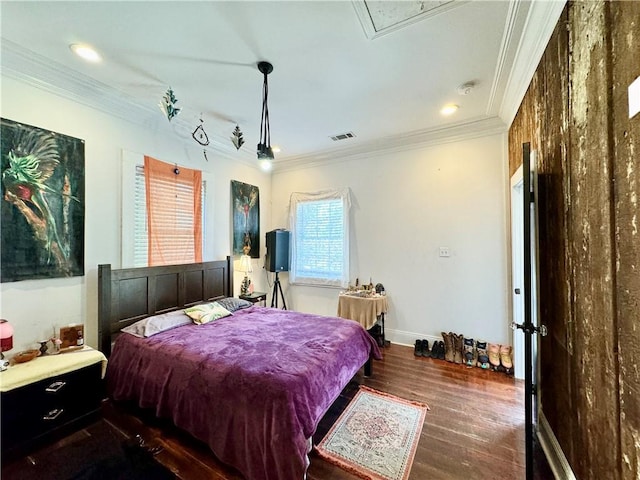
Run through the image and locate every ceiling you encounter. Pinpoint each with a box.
[0,1,564,171]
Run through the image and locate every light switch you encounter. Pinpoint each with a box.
[439,247,450,257]
[629,75,640,119]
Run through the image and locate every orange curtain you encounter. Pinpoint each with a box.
[144,156,202,266]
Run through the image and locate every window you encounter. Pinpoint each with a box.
[289,188,350,287]
[122,151,206,268]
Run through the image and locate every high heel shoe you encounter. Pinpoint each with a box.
[500,344,513,375]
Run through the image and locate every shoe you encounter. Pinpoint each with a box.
[414,339,422,357]
[437,341,445,360]
[430,340,440,358]
[476,340,490,369]
[453,333,463,364]
[488,343,501,370]
[420,339,430,357]
[463,337,476,366]
[500,344,513,375]
[441,332,454,362]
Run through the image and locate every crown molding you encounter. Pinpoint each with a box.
[499,0,566,127]
[486,0,525,116]
[0,39,258,168]
[1,38,508,175]
[273,115,507,173]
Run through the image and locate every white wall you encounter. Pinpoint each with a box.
[271,134,511,347]
[0,75,271,353]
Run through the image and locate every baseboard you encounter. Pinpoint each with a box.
[385,328,441,348]
[537,411,576,480]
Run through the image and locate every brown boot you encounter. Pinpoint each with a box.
[441,331,454,362]
[453,334,463,364]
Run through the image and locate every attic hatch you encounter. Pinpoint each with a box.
[330,132,356,141]
[353,0,464,39]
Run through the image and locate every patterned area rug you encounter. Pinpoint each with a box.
[315,386,429,480]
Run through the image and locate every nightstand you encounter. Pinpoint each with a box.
[0,347,107,459]
[239,291,268,306]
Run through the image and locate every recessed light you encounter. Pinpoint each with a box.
[440,104,459,116]
[70,43,101,63]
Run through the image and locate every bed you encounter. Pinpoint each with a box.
[98,257,381,480]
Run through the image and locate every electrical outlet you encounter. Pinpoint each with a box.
[439,247,450,257]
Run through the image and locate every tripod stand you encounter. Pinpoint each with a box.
[270,271,287,309]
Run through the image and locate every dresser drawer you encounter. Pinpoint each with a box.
[1,362,103,455]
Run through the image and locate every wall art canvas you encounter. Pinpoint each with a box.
[231,180,259,258]
[1,119,85,282]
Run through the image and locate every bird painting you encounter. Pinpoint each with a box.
[1,119,84,282]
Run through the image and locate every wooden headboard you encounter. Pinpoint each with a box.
[98,257,233,356]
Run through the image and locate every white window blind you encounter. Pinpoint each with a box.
[133,165,206,267]
[289,188,350,287]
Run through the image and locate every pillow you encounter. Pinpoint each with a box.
[121,310,191,338]
[215,297,253,313]
[184,302,232,325]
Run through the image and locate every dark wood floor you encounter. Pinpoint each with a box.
[5,343,554,479]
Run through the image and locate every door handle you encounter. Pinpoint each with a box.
[512,322,548,336]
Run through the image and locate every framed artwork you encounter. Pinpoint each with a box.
[231,180,259,258]
[1,119,85,282]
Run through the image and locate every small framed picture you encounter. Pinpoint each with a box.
[59,324,85,350]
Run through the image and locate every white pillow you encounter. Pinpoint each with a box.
[121,310,191,338]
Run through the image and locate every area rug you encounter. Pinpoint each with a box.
[315,386,429,480]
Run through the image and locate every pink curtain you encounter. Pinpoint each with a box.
[144,156,202,265]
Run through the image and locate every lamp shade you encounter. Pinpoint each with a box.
[0,319,14,352]
[239,255,253,274]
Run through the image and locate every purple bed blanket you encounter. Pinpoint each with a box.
[106,306,381,480]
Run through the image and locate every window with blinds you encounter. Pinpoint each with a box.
[289,188,350,287]
[134,165,206,267]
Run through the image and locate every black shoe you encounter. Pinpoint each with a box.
[420,339,430,356]
[437,341,446,360]
[430,340,439,358]
[414,339,422,356]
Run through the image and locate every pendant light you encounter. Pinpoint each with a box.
[257,61,274,165]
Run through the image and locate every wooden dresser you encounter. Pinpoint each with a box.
[0,347,107,459]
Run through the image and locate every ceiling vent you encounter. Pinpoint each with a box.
[330,132,356,141]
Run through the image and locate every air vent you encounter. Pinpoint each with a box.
[330,132,356,141]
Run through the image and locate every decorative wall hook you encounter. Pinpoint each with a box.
[159,87,181,122]
[231,125,245,150]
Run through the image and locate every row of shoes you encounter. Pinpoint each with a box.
[413,339,444,359]
[443,332,514,374]
[414,333,514,375]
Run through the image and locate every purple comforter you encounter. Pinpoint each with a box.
[106,306,381,480]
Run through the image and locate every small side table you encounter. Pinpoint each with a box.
[337,293,389,347]
[240,291,267,307]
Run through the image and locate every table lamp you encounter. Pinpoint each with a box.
[0,319,14,370]
[239,254,253,295]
